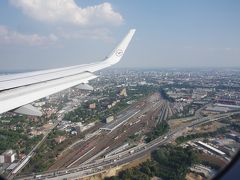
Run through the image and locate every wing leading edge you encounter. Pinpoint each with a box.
[0,29,136,115]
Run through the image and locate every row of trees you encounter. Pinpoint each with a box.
[145,121,169,143]
[159,88,175,102]
[175,127,227,144]
[229,122,240,133]
[106,145,198,180]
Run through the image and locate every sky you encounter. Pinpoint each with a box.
[0,0,240,71]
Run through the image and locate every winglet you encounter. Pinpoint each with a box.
[104,29,136,65]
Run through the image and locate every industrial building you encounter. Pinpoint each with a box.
[0,150,16,164]
[226,133,240,143]
[89,103,96,109]
[100,109,140,131]
[119,88,127,97]
[196,141,225,156]
[105,116,114,124]
[0,155,4,164]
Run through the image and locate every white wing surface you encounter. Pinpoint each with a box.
[0,29,136,116]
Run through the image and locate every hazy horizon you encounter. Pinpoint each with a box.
[1,66,240,74]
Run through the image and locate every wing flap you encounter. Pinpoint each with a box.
[76,83,94,91]
[14,104,42,116]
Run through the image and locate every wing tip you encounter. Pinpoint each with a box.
[130,28,136,33]
[104,29,136,65]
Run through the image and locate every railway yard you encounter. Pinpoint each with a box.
[12,93,174,179]
[48,93,169,170]
[11,91,240,180]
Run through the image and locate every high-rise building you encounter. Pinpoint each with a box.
[89,103,96,109]
[120,88,127,97]
[0,155,4,164]
[106,116,114,123]
[3,150,16,163]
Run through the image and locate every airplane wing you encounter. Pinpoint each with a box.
[0,29,136,116]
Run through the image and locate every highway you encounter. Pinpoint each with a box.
[15,111,240,180]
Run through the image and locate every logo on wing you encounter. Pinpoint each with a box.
[115,49,124,57]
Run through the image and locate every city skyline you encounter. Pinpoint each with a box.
[0,0,240,71]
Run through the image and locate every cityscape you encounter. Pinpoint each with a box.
[0,68,240,180]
